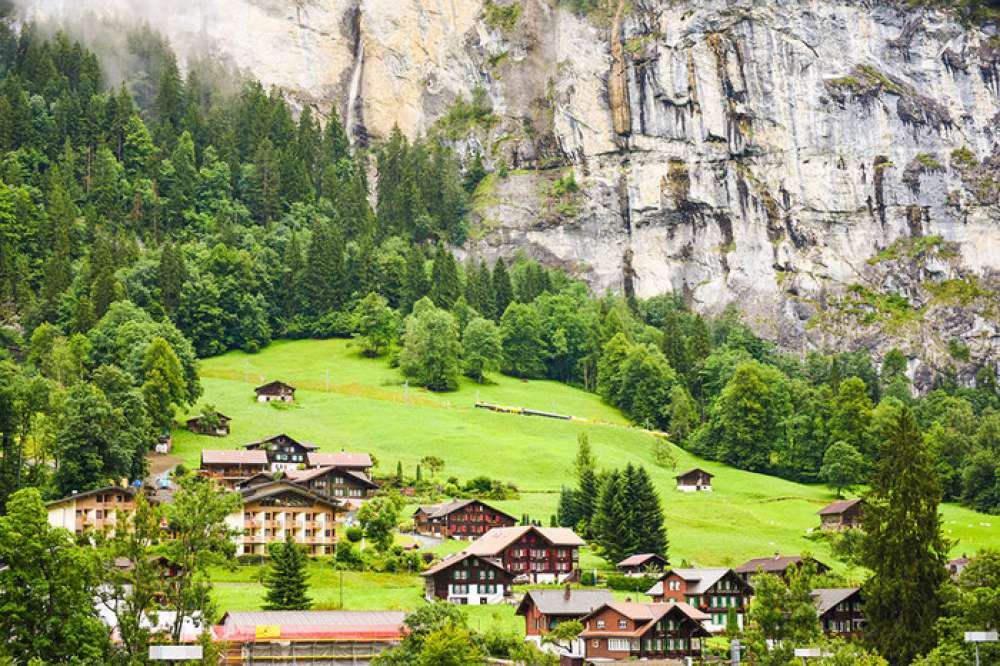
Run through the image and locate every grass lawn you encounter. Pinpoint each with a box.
[176,339,999,575]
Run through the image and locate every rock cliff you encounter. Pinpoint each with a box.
[20,0,1000,382]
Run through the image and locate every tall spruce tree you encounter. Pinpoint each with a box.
[491,257,513,320]
[263,533,312,610]
[429,245,460,310]
[591,469,635,564]
[861,407,949,665]
[626,464,668,557]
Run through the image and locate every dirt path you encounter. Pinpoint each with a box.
[147,452,182,477]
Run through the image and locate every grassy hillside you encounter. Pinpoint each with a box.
[174,338,1000,568]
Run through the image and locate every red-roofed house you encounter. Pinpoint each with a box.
[617,553,669,576]
[735,554,830,584]
[200,449,269,489]
[215,610,405,664]
[412,499,517,539]
[579,601,711,660]
[307,451,374,475]
[817,498,865,531]
[420,552,513,604]
[647,568,752,632]
[464,526,585,583]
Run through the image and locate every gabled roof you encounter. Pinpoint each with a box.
[736,555,828,575]
[216,610,406,642]
[286,466,379,489]
[812,588,861,615]
[618,553,668,568]
[201,449,269,465]
[235,472,276,489]
[255,380,295,393]
[647,568,739,596]
[47,485,137,507]
[675,467,714,481]
[420,552,508,577]
[187,412,231,423]
[412,499,516,522]
[307,452,373,468]
[817,498,864,515]
[515,588,613,617]
[464,526,585,556]
[245,434,319,451]
[239,481,342,511]
[579,602,711,638]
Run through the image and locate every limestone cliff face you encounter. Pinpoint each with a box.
[22,0,1000,381]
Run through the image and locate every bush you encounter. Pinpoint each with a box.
[579,570,598,586]
[344,526,364,543]
[334,541,363,569]
[606,573,659,592]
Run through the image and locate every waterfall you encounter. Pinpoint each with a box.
[345,15,365,146]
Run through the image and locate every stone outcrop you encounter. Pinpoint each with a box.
[20,0,1000,383]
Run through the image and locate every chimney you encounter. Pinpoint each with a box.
[563,583,571,601]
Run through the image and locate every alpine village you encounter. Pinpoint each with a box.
[0,0,1000,665]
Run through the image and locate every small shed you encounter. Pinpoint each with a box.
[154,430,172,454]
[816,498,865,531]
[186,412,232,437]
[255,380,296,403]
[616,553,669,576]
[675,468,714,492]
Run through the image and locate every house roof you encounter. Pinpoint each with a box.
[675,468,714,481]
[47,485,137,506]
[239,481,342,511]
[812,588,860,615]
[618,553,668,568]
[579,602,711,639]
[307,452,373,468]
[646,568,736,596]
[245,434,319,451]
[420,552,508,577]
[515,588,613,617]
[255,380,295,394]
[216,610,406,643]
[187,412,231,423]
[464,526,585,556]
[286,466,379,489]
[201,449,268,465]
[816,498,864,515]
[735,555,828,575]
[413,499,517,522]
[949,555,970,567]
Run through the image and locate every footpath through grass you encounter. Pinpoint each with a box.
[175,339,1000,571]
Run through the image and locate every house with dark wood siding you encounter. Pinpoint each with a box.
[419,552,512,605]
[412,499,517,539]
[285,466,378,508]
[617,553,669,576]
[675,468,714,492]
[813,588,865,639]
[200,449,270,489]
[254,380,295,402]
[816,498,865,531]
[186,412,232,436]
[516,587,613,658]
[735,554,830,584]
[646,568,752,633]
[579,601,711,661]
[244,434,319,472]
[463,526,585,583]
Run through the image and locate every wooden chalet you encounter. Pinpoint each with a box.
[46,486,138,535]
[306,451,374,475]
[463,526,585,583]
[214,610,405,665]
[255,380,296,403]
[412,499,517,539]
[813,588,865,639]
[245,434,319,472]
[675,468,714,492]
[735,554,830,584]
[579,601,711,661]
[646,568,751,633]
[420,552,513,605]
[517,587,613,658]
[200,449,270,489]
[816,498,865,531]
[285,466,379,507]
[186,412,232,437]
[236,481,341,557]
[617,553,669,576]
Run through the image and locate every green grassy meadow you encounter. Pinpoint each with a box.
[179,339,999,618]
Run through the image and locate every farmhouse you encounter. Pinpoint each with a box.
[813,588,865,639]
[215,610,406,666]
[617,553,669,576]
[307,451,374,475]
[412,499,517,539]
[579,601,711,661]
[646,568,751,632]
[516,587,613,658]
[200,449,270,489]
[675,468,714,492]
[735,554,830,584]
[245,434,320,472]
[186,412,232,436]
[816,498,865,531]
[420,552,513,605]
[47,486,138,535]
[285,466,379,508]
[233,481,341,556]
[255,380,296,402]
[464,526,585,583]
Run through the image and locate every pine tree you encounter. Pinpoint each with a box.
[303,219,345,316]
[661,309,691,380]
[429,246,460,310]
[474,261,495,320]
[158,239,186,315]
[263,534,311,610]
[250,137,282,224]
[591,470,634,564]
[492,257,514,320]
[861,407,949,665]
[628,465,667,557]
[403,246,429,312]
[154,53,184,146]
[89,233,119,320]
